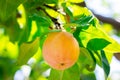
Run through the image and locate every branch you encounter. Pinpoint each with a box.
[93,13,120,30]
[114,53,120,60]
[76,2,120,31]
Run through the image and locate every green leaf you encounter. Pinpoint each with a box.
[18,15,32,45]
[49,64,80,80]
[73,27,84,47]
[17,37,39,66]
[104,51,113,63]
[48,69,63,80]
[77,48,96,71]
[4,18,21,43]
[101,50,110,78]
[62,3,73,19]
[0,57,18,79]
[87,38,111,51]
[93,51,102,66]
[63,64,80,80]
[89,17,98,27]
[80,25,120,53]
[32,14,51,27]
[94,51,113,67]
[0,0,24,21]
[72,15,94,30]
[80,72,96,80]
[37,61,50,75]
[45,0,58,4]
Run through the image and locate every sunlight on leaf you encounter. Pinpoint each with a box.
[80,25,120,53]
[17,4,26,28]
[46,9,59,18]
[0,35,18,59]
[69,5,91,16]
[0,36,9,52]
[32,48,42,62]
[28,21,37,41]
[37,76,48,80]
[101,23,113,34]
[6,42,18,59]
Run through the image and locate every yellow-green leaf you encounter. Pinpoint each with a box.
[17,37,40,66]
[80,25,120,53]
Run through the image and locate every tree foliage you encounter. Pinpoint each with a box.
[0,0,120,80]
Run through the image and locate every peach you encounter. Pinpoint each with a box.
[42,31,80,70]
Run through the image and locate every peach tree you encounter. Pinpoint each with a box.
[0,0,120,80]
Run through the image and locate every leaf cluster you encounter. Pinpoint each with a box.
[0,0,120,80]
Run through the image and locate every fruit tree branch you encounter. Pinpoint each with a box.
[93,13,120,31]
[77,2,120,31]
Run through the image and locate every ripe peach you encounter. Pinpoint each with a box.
[42,31,80,70]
